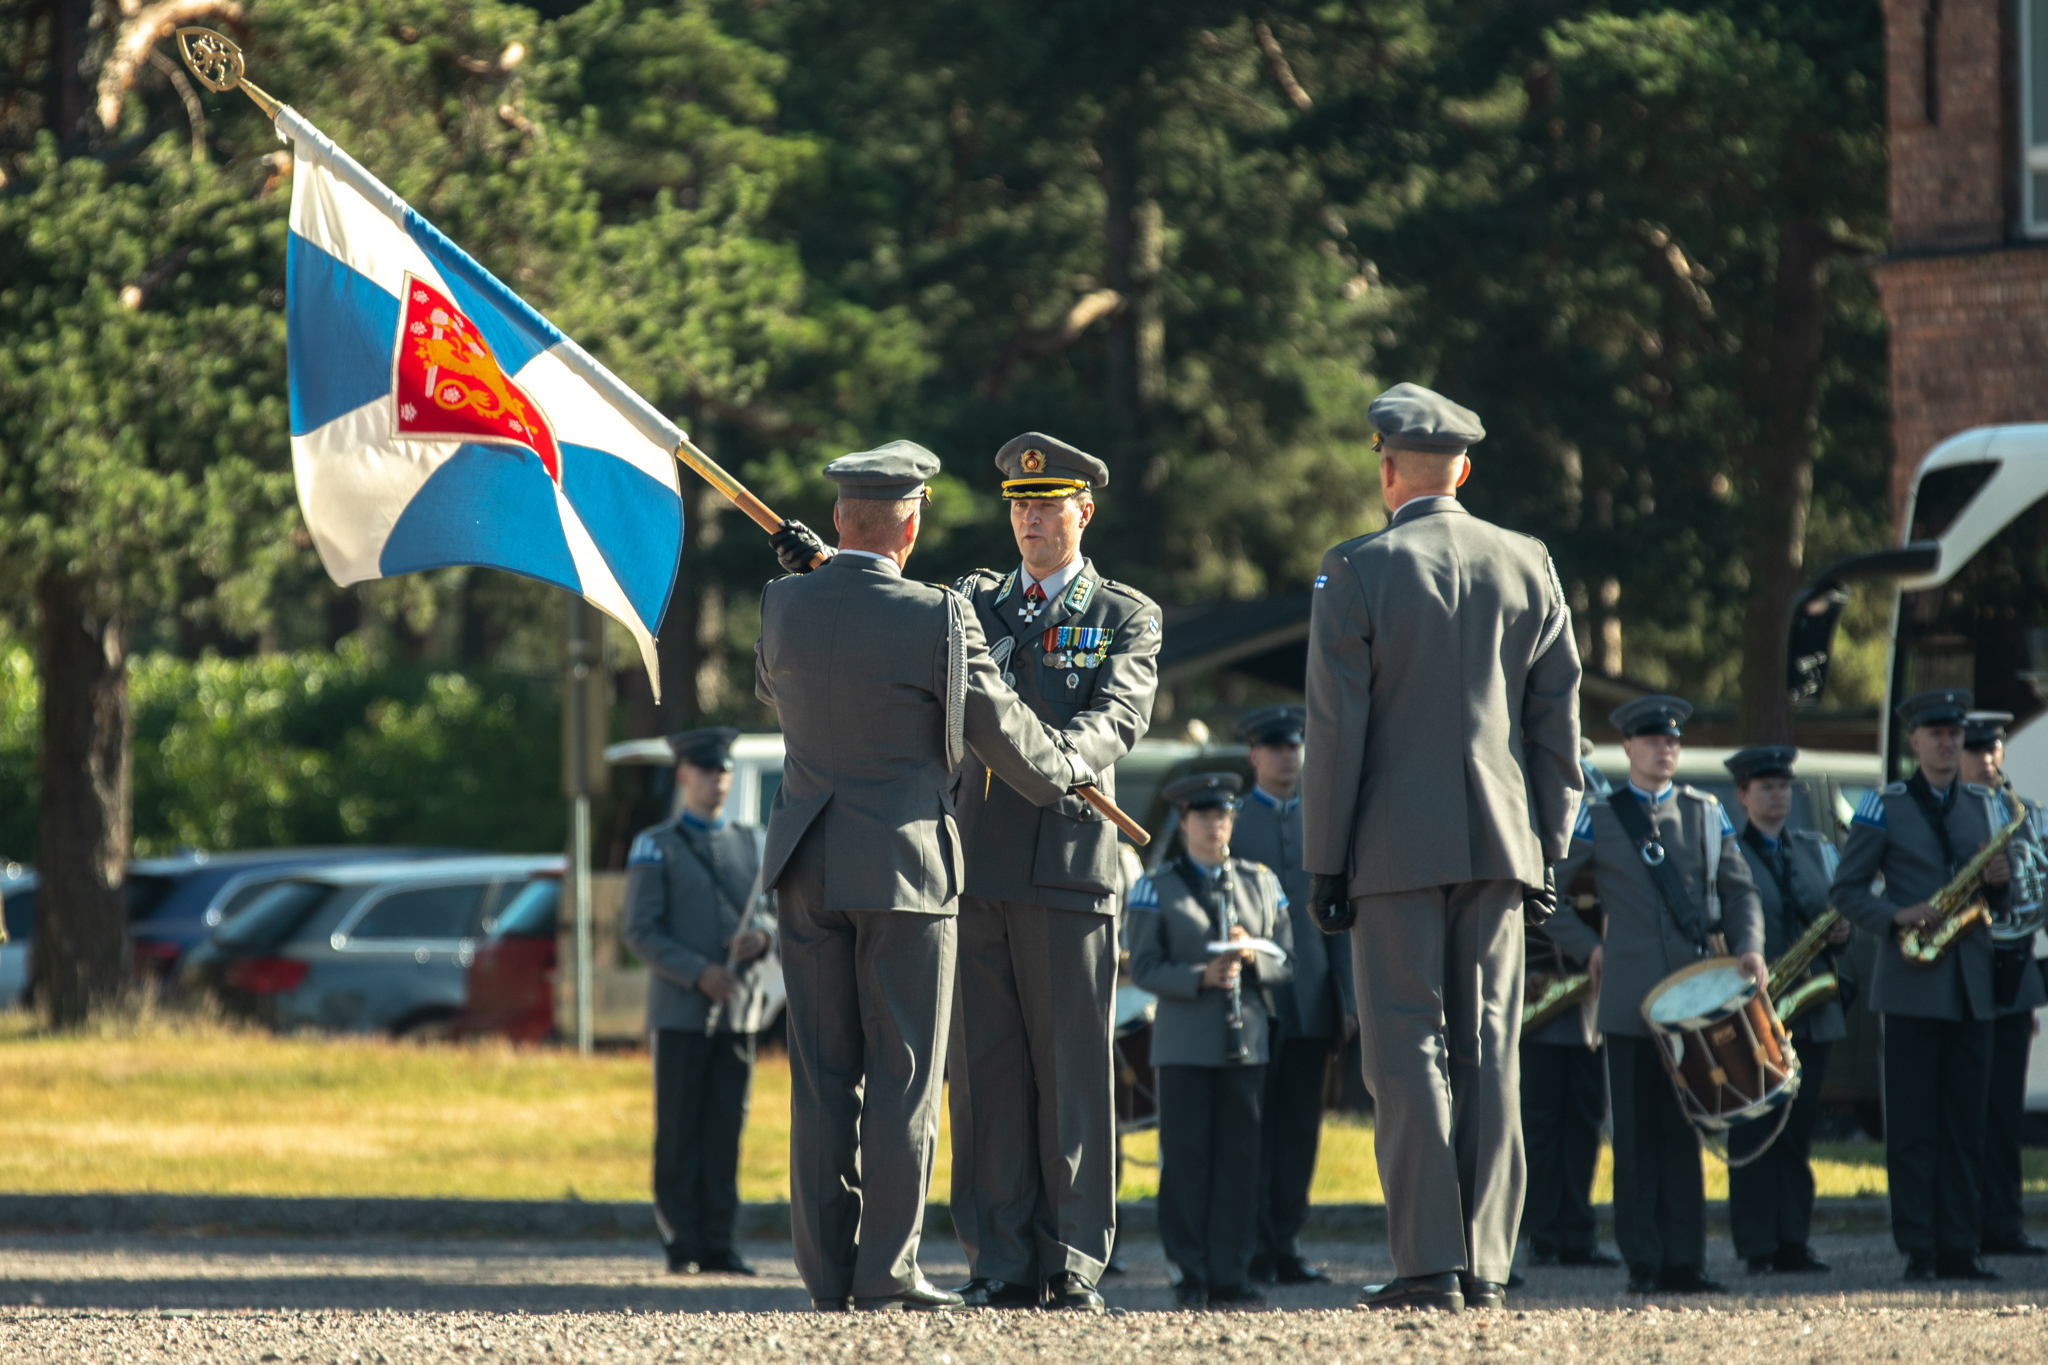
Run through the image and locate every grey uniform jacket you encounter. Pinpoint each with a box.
[1547,786,1765,1038]
[1126,858,1295,1067]
[1302,498,1584,897]
[1735,829,1848,1045]
[1830,781,2005,1022]
[754,552,1080,915]
[1229,789,1355,1038]
[951,559,1160,914]
[622,817,777,1034]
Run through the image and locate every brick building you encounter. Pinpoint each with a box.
[1872,0,2048,522]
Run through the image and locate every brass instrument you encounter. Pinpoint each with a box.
[1766,907,1843,1026]
[1991,800,2048,944]
[1523,972,1591,1030]
[1897,780,2030,966]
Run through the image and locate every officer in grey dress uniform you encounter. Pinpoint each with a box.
[1303,383,1584,1313]
[946,434,1161,1313]
[755,441,1092,1312]
[1831,688,2009,1282]
[1228,703,1354,1286]
[1127,772,1295,1310]
[1959,712,2048,1258]
[623,726,776,1277]
[1546,697,1765,1295]
[1721,745,1848,1276]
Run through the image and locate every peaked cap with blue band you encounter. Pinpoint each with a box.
[1368,382,1486,455]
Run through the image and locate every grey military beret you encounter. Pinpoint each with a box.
[668,726,740,771]
[1896,688,1972,730]
[1369,382,1486,455]
[1163,771,1243,811]
[1233,704,1305,747]
[1964,710,2014,751]
[1610,694,1691,738]
[995,432,1108,499]
[1724,745,1798,783]
[823,440,941,500]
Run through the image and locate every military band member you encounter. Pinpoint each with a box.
[1229,703,1354,1287]
[946,433,1160,1313]
[1722,745,1846,1276]
[1959,712,2048,1258]
[1303,383,1584,1314]
[755,442,1092,1312]
[1829,688,2008,1282]
[1519,862,1613,1269]
[1127,773,1295,1310]
[623,726,776,1277]
[1546,697,1765,1295]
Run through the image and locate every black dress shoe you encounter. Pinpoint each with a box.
[1459,1277,1505,1310]
[1983,1233,2048,1257]
[1904,1254,1938,1282]
[1274,1256,1331,1285]
[1359,1272,1464,1312]
[1773,1245,1829,1273]
[1745,1255,1774,1276]
[1042,1272,1105,1312]
[1935,1253,2001,1281]
[1626,1271,1659,1294]
[812,1297,851,1312]
[1558,1248,1622,1268]
[696,1250,755,1276]
[853,1278,963,1311]
[1174,1279,1209,1310]
[1247,1254,1277,1284]
[955,1277,1038,1309]
[1656,1267,1726,1294]
[1209,1284,1268,1309]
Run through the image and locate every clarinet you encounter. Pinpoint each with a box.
[1217,861,1251,1063]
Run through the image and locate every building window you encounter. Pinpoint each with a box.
[2027,0,2048,234]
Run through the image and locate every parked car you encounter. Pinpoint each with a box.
[180,855,560,1036]
[453,870,562,1043]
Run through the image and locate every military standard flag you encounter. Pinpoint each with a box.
[276,107,683,694]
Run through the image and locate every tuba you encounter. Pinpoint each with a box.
[1897,780,2030,966]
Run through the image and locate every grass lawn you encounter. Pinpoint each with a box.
[2,1014,2039,1204]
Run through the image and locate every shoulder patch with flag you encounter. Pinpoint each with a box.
[278,109,683,693]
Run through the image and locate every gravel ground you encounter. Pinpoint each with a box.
[5,1231,2048,1362]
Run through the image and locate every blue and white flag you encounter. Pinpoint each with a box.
[277,108,684,694]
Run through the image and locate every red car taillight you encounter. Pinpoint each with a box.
[132,940,181,976]
[224,957,309,994]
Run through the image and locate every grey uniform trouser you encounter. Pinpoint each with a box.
[1350,879,1525,1282]
[948,896,1118,1284]
[777,833,955,1300]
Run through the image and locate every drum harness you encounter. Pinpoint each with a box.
[1609,789,1794,1166]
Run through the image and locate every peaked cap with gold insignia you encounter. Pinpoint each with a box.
[995,432,1109,500]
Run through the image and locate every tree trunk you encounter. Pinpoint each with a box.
[32,567,133,1026]
[1737,218,1834,744]
[1098,116,1164,565]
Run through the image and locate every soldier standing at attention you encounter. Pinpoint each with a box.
[623,726,775,1278]
[1229,703,1354,1287]
[1127,772,1294,1309]
[1303,383,1584,1313]
[1831,688,2008,1282]
[947,433,1160,1313]
[756,442,1092,1312]
[1721,745,1847,1276]
[1545,697,1765,1295]
[1958,712,2048,1258]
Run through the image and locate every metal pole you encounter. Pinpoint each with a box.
[572,790,593,1058]
[564,594,602,1058]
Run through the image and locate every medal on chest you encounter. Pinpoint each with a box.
[1040,625,1110,671]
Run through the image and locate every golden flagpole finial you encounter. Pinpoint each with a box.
[175,27,282,120]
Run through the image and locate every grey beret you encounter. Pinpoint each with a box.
[1369,382,1486,455]
[1610,694,1692,738]
[823,440,941,500]
[995,432,1109,498]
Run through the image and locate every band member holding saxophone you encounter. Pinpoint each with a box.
[1723,745,1848,1276]
[1545,696,1764,1296]
[1831,688,2011,1283]
[1126,772,1294,1310]
[1959,713,2048,1258]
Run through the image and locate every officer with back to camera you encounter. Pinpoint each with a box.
[1957,712,2048,1259]
[1830,688,2010,1283]
[622,726,776,1278]
[1545,696,1765,1296]
[1228,703,1354,1287]
[1721,744,1848,1277]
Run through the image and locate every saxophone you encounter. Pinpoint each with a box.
[1523,972,1591,1030]
[1897,779,2030,967]
[1767,907,1843,1026]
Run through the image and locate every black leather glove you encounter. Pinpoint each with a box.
[1310,873,1354,935]
[1523,865,1557,927]
[769,518,833,575]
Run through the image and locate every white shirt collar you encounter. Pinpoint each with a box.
[1021,555,1083,602]
[836,549,901,574]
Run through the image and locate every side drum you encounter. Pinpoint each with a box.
[1639,958,1800,1134]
